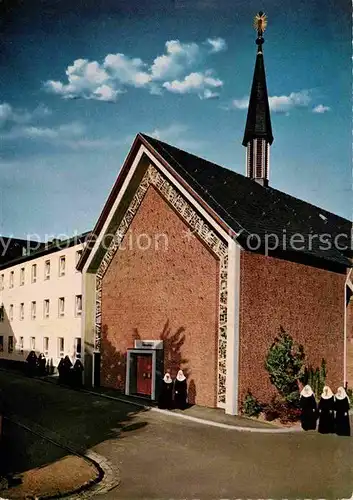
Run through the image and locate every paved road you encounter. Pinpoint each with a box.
[0,370,352,499]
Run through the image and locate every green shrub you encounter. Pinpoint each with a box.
[302,358,327,400]
[242,391,263,417]
[265,327,305,405]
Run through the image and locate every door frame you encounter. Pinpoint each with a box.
[125,349,157,400]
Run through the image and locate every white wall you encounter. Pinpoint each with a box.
[0,243,84,367]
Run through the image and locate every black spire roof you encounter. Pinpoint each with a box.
[242,18,274,147]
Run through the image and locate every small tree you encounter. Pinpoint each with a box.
[265,327,305,405]
[302,358,327,400]
[242,391,263,417]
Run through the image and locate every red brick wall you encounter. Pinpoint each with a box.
[347,295,353,340]
[346,294,353,387]
[239,251,345,406]
[100,185,220,407]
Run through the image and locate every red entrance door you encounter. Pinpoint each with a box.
[136,354,152,396]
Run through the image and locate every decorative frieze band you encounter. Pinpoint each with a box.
[95,164,228,404]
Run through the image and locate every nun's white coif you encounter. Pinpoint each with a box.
[300,385,314,398]
[163,373,173,384]
[176,370,186,382]
[321,386,334,399]
[335,386,349,401]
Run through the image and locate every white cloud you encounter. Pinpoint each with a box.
[44,37,225,102]
[202,89,220,100]
[163,71,223,99]
[44,58,117,101]
[312,104,330,114]
[0,103,14,126]
[230,90,312,113]
[206,37,227,53]
[0,102,51,128]
[150,40,200,80]
[2,121,85,141]
[0,101,122,151]
[150,123,189,141]
[231,97,249,110]
[268,90,311,113]
[103,53,151,87]
[93,84,121,102]
[147,123,204,151]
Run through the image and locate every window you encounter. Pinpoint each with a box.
[0,306,3,322]
[58,297,65,317]
[75,250,83,267]
[20,267,25,286]
[43,337,49,356]
[9,271,14,289]
[31,264,37,283]
[75,295,82,316]
[0,274,4,290]
[43,299,50,318]
[59,256,66,277]
[19,336,24,354]
[8,336,13,353]
[31,301,36,320]
[30,336,36,351]
[9,304,13,321]
[44,260,50,280]
[19,303,24,321]
[58,337,64,357]
[74,337,82,357]
[0,336,3,352]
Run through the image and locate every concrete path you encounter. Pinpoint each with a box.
[0,370,352,499]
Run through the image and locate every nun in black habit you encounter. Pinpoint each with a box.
[57,357,65,383]
[26,351,37,377]
[62,356,73,385]
[158,373,173,409]
[174,370,187,410]
[37,353,46,377]
[334,387,351,436]
[299,385,317,431]
[72,357,84,388]
[318,386,335,434]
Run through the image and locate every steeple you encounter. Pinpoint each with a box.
[242,12,273,187]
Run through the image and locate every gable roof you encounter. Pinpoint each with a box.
[78,133,352,271]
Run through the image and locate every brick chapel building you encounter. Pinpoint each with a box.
[78,16,353,415]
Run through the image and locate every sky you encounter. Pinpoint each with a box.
[0,0,351,240]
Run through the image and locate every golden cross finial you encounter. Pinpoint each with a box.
[254,11,267,35]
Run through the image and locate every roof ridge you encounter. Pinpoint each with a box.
[141,134,252,237]
[142,134,352,225]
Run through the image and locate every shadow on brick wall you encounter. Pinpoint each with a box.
[100,323,136,391]
[99,319,197,405]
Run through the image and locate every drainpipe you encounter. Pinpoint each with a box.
[344,268,353,388]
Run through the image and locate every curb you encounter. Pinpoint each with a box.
[81,388,303,434]
[3,415,120,499]
[2,367,348,433]
[0,367,302,434]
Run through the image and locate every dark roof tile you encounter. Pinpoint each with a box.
[141,134,352,267]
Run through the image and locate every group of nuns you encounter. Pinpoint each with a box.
[300,385,351,436]
[26,351,47,377]
[158,370,188,410]
[57,355,84,387]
